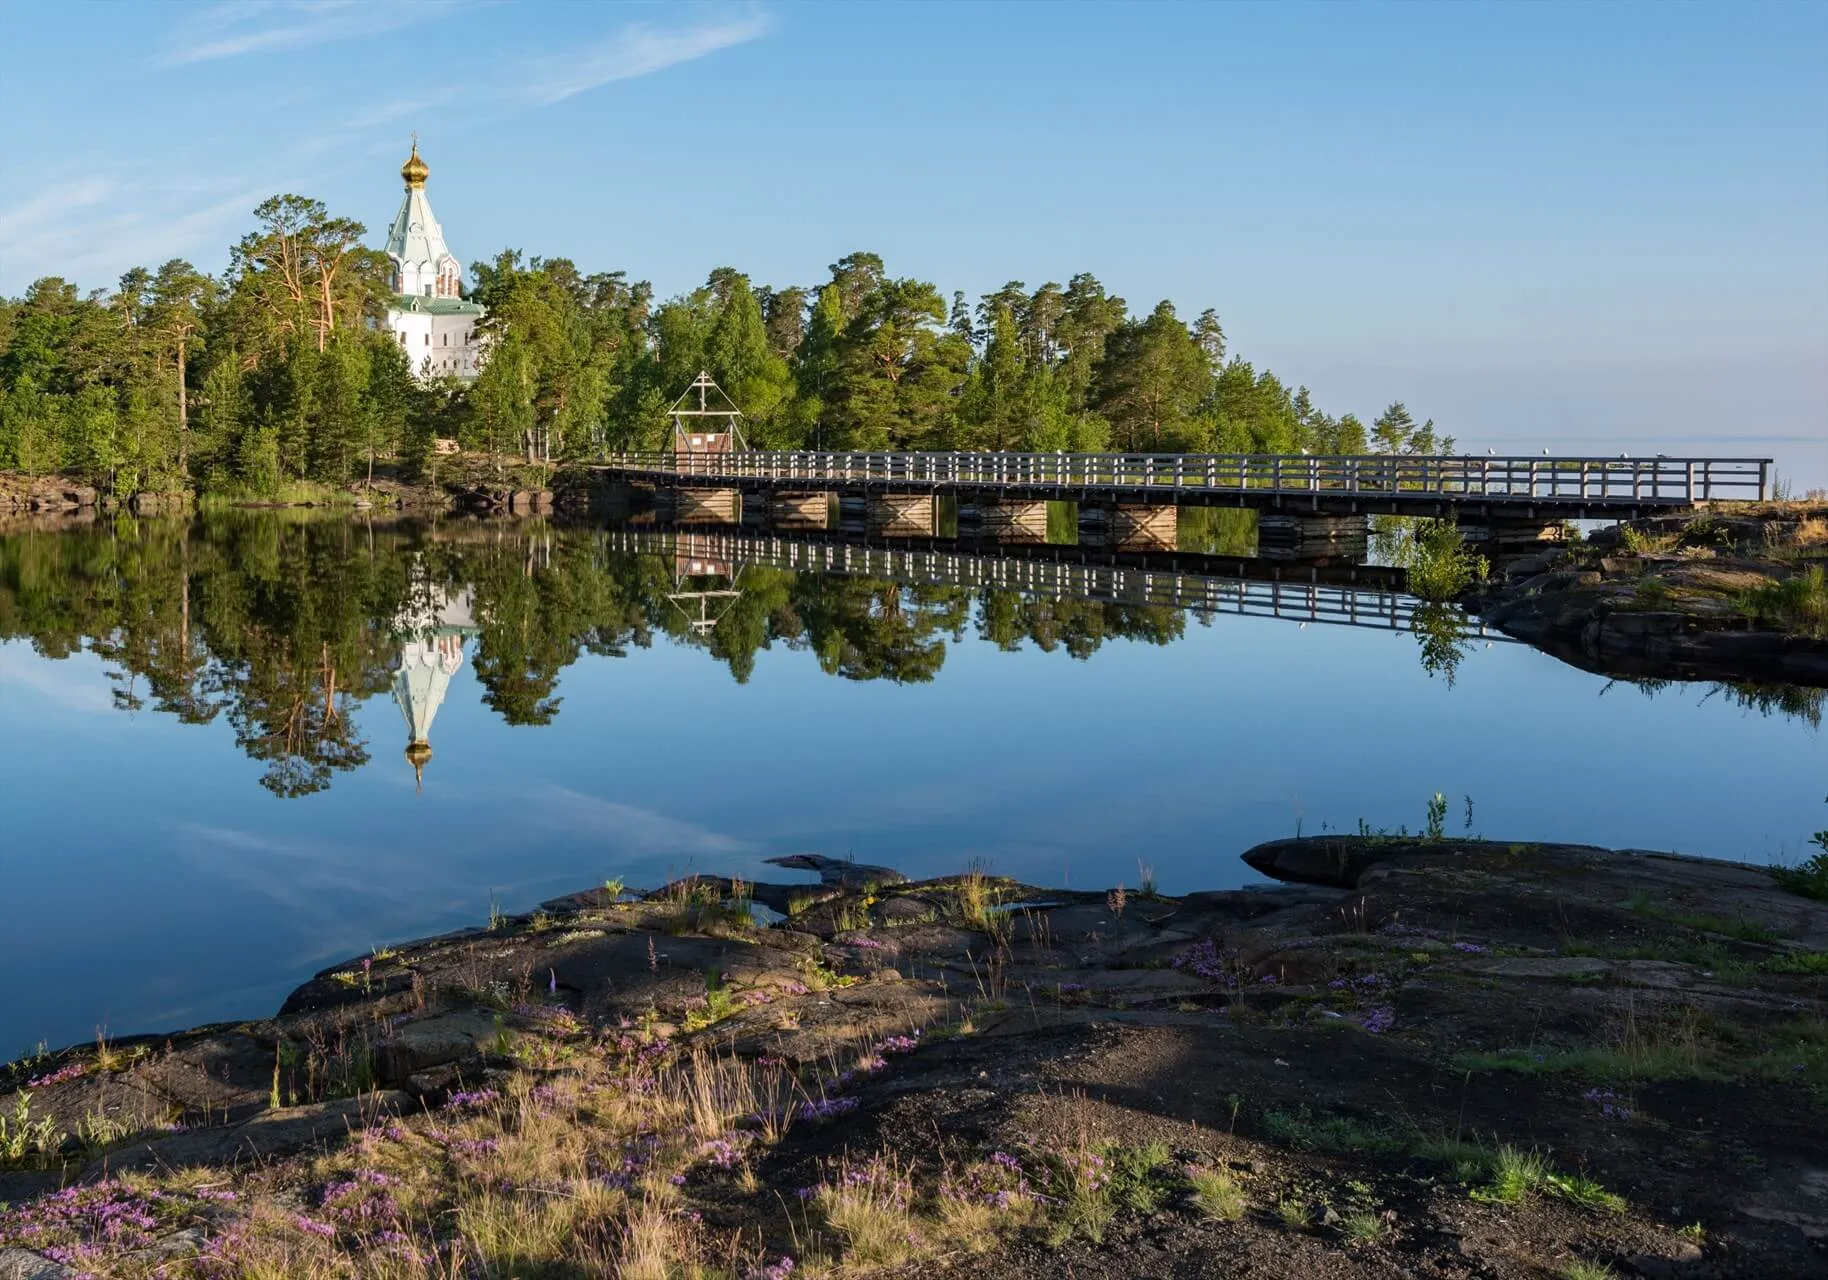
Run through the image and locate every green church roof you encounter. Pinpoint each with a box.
[394,294,486,316]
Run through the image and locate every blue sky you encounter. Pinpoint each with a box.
[1,1,1823,474]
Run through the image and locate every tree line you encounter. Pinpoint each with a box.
[0,192,1447,497]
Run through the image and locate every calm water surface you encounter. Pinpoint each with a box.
[1,513,1823,1052]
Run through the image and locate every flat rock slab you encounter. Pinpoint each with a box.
[765,854,905,888]
[375,1009,504,1084]
[545,931,810,1023]
[0,1248,69,1279]
[86,1091,409,1176]
[129,1030,275,1120]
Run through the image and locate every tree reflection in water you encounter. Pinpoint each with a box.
[9,513,1811,797]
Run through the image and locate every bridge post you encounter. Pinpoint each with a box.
[659,487,741,524]
[1081,503,1177,551]
[1457,519,1566,554]
[974,498,1049,543]
[763,490,831,529]
[867,492,936,537]
[1258,513,1368,561]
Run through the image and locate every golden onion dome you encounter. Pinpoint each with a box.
[401,139,429,189]
[405,739,432,790]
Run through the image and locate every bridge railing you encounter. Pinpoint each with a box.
[600,451,1770,504]
[608,527,1510,638]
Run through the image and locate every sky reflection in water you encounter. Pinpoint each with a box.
[0,515,1823,1052]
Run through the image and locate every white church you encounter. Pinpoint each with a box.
[385,139,486,381]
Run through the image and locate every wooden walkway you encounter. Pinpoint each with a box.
[608,526,1513,640]
[593,450,1771,520]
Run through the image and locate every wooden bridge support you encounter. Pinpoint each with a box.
[1080,504,1177,551]
[1258,513,1368,560]
[866,493,937,537]
[660,487,741,524]
[1458,520,1566,552]
[975,499,1050,544]
[764,490,831,529]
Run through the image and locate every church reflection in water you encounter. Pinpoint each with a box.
[390,587,481,788]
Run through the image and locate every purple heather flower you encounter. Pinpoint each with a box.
[797,1097,860,1122]
[442,1088,500,1110]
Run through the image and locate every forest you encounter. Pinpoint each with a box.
[0,193,1448,498]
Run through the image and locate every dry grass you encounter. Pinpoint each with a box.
[814,1156,922,1268]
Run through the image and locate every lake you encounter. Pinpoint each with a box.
[1,511,1823,1054]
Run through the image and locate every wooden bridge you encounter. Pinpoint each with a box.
[594,450,1771,521]
[608,526,1513,640]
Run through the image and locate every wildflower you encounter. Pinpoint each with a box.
[1171,939,1237,986]
[1362,1007,1396,1034]
[442,1088,500,1110]
[1452,941,1489,954]
[797,1097,860,1122]
[293,1215,337,1239]
[24,1061,88,1089]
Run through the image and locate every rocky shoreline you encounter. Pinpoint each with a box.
[1469,503,1828,688]
[2,840,1824,1278]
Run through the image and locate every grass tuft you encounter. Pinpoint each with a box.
[1560,1260,1617,1280]
[1342,1210,1388,1244]
[1186,1166,1246,1222]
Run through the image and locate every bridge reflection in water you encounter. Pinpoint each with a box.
[605,524,1510,641]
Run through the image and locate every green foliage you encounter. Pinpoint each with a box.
[1470,1145,1550,1205]
[1456,1013,1827,1089]
[1035,1140,1177,1245]
[1732,566,1820,636]
[1342,1211,1388,1244]
[1259,1105,1404,1155]
[1401,519,1488,602]
[1560,1262,1618,1280]
[1472,1147,1625,1213]
[1772,833,1828,901]
[1186,1166,1246,1221]
[1371,401,1454,455]
[6,217,1445,497]
[0,1092,65,1169]
[1622,891,1783,942]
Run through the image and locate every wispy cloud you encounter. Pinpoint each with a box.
[520,8,771,105]
[530,785,757,860]
[0,175,270,293]
[0,179,114,248]
[163,0,457,66]
[0,646,115,715]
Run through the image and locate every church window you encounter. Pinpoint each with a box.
[397,331,406,346]
[424,333,430,346]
